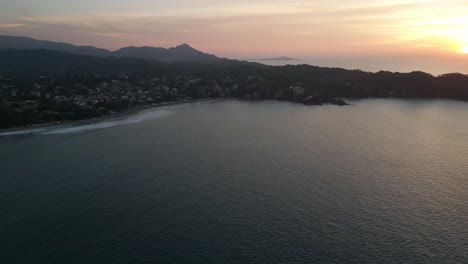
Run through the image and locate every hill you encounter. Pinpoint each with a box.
[113,44,220,62]
[1,49,468,101]
[0,35,111,57]
[0,35,222,63]
[0,49,260,76]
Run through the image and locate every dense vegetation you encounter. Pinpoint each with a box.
[1,49,468,129]
[2,50,467,99]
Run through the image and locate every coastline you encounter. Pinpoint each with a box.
[0,98,224,135]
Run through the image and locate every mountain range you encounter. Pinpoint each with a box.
[0,35,221,63]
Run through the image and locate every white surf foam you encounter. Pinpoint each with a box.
[0,127,51,136]
[0,108,173,136]
[41,109,172,135]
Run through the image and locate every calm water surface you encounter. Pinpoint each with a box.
[1,99,467,264]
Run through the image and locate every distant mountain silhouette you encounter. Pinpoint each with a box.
[0,35,111,57]
[0,49,257,75]
[0,35,222,63]
[113,43,220,62]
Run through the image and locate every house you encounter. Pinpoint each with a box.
[291,86,305,98]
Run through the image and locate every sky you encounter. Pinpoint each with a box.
[1,0,468,73]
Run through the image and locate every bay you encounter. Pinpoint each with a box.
[1,99,467,264]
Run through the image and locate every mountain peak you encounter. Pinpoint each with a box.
[174,43,193,49]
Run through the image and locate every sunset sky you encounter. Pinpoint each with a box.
[1,0,467,73]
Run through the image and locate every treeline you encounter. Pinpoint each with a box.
[1,49,468,101]
[0,101,101,129]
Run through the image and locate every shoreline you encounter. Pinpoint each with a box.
[4,97,464,135]
[0,98,224,135]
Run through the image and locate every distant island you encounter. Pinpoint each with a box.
[254,56,299,61]
[1,35,468,129]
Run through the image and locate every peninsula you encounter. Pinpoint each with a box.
[1,36,468,129]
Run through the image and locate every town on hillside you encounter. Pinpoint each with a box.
[1,72,337,129]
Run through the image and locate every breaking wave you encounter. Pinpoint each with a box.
[0,108,173,136]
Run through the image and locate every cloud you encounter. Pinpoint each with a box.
[1,0,467,57]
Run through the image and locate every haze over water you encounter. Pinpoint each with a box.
[1,99,467,263]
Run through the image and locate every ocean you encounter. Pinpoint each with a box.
[1,99,467,263]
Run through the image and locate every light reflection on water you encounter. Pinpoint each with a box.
[0,99,467,264]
